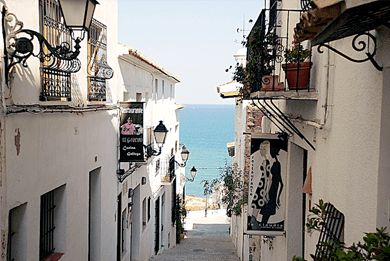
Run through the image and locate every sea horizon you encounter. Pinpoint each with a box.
[180,103,235,198]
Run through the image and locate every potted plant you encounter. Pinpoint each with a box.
[259,33,284,91]
[282,44,312,90]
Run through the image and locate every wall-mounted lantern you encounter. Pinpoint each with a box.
[175,145,190,167]
[2,0,99,82]
[186,166,197,182]
[144,121,168,159]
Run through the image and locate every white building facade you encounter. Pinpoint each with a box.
[117,44,185,261]
[0,1,184,261]
[228,0,390,260]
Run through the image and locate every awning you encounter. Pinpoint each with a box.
[294,0,390,45]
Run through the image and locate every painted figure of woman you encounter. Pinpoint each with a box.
[249,140,271,228]
[260,147,284,224]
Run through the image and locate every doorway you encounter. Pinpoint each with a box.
[154,197,160,255]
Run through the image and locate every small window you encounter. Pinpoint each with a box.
[170,84,173,100]
[142,198,147,227]
[122,208,127,254]
[39,0,72,101]
[88,19,112,102]
[136,93,142,102]
[162,80,165,99]
[9,204,27,260]
[155,159,160,176]
[40,185,66,260]
[148,197,151,221]
[155,79,158,102]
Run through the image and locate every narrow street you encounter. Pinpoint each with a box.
[150,210,239,261]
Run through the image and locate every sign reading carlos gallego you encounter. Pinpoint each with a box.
[246,134,288,236]
[119,102,144,162]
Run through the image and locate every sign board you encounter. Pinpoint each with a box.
[119,102,144,162]
[246,134,288,235]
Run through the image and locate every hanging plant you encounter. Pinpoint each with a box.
[232,29,281,96]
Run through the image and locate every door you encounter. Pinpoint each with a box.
[154,197,160,255]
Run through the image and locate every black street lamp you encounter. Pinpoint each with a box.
[2,0,99,82]
[175,145,190,167]
[145,120,168,158]
[186,166,197,182]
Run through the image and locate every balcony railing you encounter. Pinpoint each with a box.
[40,0,79,101]
[161,156,176,183]
[242,4,316,100]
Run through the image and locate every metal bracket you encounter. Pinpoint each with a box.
[317,32,383,71]
[117,163,140,183]
[2,6,83,84]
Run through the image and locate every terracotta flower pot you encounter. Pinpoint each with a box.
[261,75,284,91]
[282,62,312,90]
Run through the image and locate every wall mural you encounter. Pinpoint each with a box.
[247,134,288,235]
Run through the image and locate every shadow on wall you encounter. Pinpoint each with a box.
[71,75,82,106]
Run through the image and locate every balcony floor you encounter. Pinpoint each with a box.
[250,90,318,100]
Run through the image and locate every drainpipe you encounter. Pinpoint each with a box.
[323,45,331,125]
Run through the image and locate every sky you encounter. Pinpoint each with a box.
[117,1,264,104]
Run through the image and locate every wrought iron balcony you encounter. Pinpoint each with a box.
[161,156,176,183]
[240,5,317,100]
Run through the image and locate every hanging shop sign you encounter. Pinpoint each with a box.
[246,134,288,236]
[119,102,144,162]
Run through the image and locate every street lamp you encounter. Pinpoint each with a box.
[175,145,190,167]
[145,120,168,158]
[186,166,197,182]
[2,0,99,82]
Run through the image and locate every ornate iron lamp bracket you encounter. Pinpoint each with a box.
[174,160,186,168]
[317,32,383,71]
[2,6,82,83]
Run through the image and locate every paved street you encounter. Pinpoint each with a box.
[150,210,239,261]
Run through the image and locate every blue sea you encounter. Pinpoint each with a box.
[180,104,235,197]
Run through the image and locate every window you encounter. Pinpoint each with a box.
[162,80,165,99]
[8,204,27,261]
[39,0,73,101]
[170,84,173,100]
[155,159,160,176]
[148,197,151,222]
[136,93,142,102]
[40,185,66,260]
[122,208,127,254]
[142,198,147,227]
[88,19,113,101]
[155,79,158,102]
[171,176,176,226]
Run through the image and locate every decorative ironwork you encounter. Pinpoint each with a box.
[88,19,113,101]
[318,32,383,71]
[245,7,310,94]
[301,0,313,11]
[2,4,82,86]
[314,203,345,260]
[252,99,316,150]
[39,0,80,101]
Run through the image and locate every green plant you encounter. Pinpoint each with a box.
[219,163,248,217]
[306,199,328,234]
[175,195,185,243]
[293,199,390,261]
[284,44,311,64]
[232,29,280,98]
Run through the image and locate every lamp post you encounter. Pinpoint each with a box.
[2,0,99,83]
[186,166,197,182]
[145,120,168,158]
[175,145,190,167]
